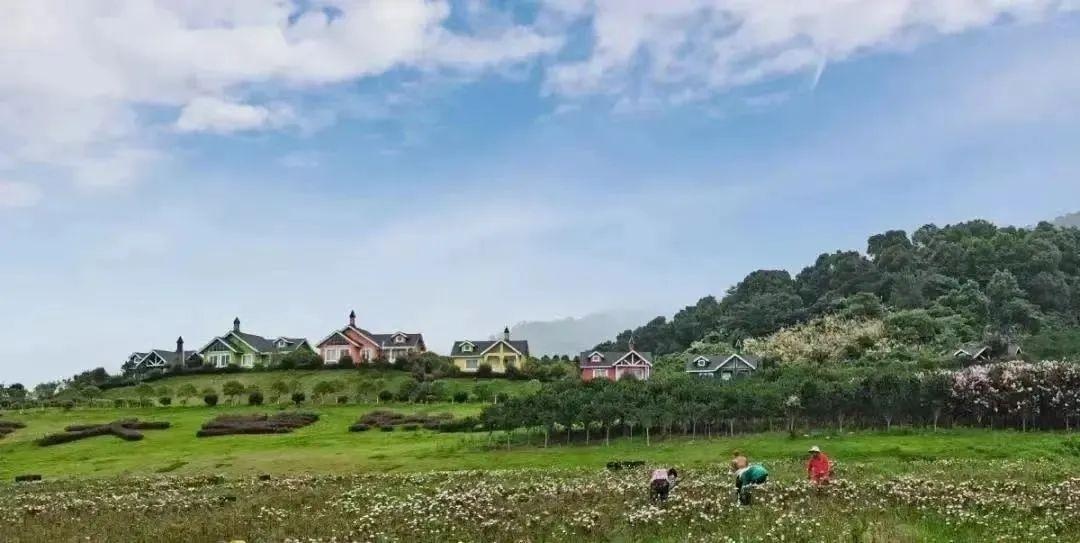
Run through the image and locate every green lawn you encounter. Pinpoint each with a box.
[90,368,538,402]
[2,403,1079,480]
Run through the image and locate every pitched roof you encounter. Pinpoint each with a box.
[684,353,760,373]
[450,339,529,357]
[578,350,654,369]
[201,330,310,355]
[317,325,425,350]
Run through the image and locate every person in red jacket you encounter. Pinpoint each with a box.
[806,445,831,485]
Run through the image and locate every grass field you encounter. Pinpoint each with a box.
[2,404,1080,541]
[89,369,538,402]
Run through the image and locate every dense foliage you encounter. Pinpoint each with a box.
[599,221,1080,358]
[481,360,1080,443]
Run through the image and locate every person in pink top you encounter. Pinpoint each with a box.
[806,446,831,485]
[649,467,679,503]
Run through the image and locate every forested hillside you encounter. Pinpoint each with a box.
[599,220,1080,362]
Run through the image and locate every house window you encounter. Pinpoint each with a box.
[465,359,479,370]
[721,371,733,381]
[208,352,230,368]
[242,354,255,368]
[505,356,517,367]
[696,358,708,367]
[394,335,406,344]
[325,349,341,363]
[591,354,602,363]
[591,368,606,378]
[461,344,473,353]
[362,348,374,361]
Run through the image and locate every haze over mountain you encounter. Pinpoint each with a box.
[1052,212,1080,228]
[506,310,661,357]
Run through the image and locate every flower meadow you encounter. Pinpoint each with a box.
[2,459,1079,542]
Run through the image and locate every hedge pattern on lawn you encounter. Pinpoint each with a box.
[349,410,453,432]
[36,419,170,447]
[0,420,26,439]
[196,412,319,437]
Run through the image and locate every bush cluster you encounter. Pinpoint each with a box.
[36,419,170,447]
[196,412,319,437]
[348,410,454,432]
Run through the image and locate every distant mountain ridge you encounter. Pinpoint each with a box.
[1052,211,1080,228]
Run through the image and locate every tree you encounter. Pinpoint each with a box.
[312,380,340,403]
[270,380,290,403]
[177,384,198,405]
[248,391,264,405]
[222,380,246,404]
[203,393,219,407]
[32,382,59,400]
[135,383,156,400]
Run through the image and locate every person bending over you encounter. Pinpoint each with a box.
[649,467,679,503]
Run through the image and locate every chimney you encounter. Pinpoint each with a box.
[503,326,510,341]
[174,336,184,371]
[233,317,240,332]
[349,310,356,327]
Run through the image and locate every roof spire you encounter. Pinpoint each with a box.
[349,310,356,327]
[503,326,510,341]
[628,335,636,352]
[233,317,240,332]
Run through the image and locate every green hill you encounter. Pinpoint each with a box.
[600,219,1080,364]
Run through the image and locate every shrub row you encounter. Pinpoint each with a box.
[348,410,453,432]
[0,420,26,438]
[196,412,319,437]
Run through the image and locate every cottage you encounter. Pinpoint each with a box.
[122,337,200,375]
[684,353,759,380]
[197,318,314,369]
[953,342,1023,363]
[449,327,529,374]
[316,310,426,365]
[578,341,653,381]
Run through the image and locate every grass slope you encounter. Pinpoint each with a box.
[2,404,1079,480]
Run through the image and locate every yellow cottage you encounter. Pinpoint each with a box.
[449,327,530,374]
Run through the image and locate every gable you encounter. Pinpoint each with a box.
[718,354,756,371]
[613,350,652,367]
[320,332,352,347]
[480,339,523,357]
[200,337,238,354]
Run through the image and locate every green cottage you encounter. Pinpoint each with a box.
[197,317,314,369]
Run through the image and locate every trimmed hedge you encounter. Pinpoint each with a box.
[0,420,26,439]
[37,419,171,447]
[196,412,319,437]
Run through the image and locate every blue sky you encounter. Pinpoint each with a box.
[1,1,1079,385]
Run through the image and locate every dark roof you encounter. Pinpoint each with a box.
[578,350,654,369]
[371,332,425,348]
[954,343,1022,358]
[450,339,530,357]
[208,331,309,355]
[684,353,760,373]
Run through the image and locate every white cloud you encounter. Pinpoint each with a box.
[0,180,42,208]
[542,0,1074,104]
[175,97,296,134]
[0,0,561,200]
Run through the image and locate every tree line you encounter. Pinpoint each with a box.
[477,360,1080,447]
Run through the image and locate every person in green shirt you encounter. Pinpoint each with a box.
[734,463,769,505]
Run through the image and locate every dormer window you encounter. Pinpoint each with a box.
[696,357,708,368]
[461,343,473,353]
[394,335,406,344]
[277,339,289,348]
[591,354,602,363]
